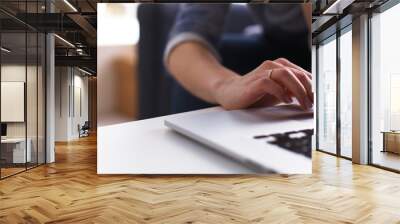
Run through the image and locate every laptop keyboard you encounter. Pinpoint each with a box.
[253,129,313,158]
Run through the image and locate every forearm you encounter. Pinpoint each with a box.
[166,41,239,104]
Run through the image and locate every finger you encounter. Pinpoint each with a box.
[254,60,312,109]
[275,58,312,79]
[290,68,313,103]
[271,67,311,110]
[253,60,287,80]
[259,60,285,71]
[250,76,292,104]
[242,63,275,84]
[243,61,280,85]
[275,58,311,77]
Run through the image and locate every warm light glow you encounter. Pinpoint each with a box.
[63,0,78,12]
[322,0,354,15]
[1,47,11,53]
[98,3,140,46]
[78,67,93,76]
[54,34,75,48]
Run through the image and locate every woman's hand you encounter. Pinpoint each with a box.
[167,42,313,110]
[214,58,313,110]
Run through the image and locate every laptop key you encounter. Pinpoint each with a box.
[253,135,268,139]
[253,129,313,158]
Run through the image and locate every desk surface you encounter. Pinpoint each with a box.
[98,107,255,174]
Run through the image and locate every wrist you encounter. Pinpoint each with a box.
[212,68,240,106]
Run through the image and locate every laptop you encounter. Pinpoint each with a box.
[164,104,314,173]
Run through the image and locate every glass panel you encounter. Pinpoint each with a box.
[371,3,400,171]
[38,32,45,165]
[0,1,46,178]
[339,29,352,158]
[27,30,38,169]
[26,0,39,169]
[317,37,337,154]
[74,85,82,137]
[1,30,27,177]
[33,2,46,166]
[311,46,317,151]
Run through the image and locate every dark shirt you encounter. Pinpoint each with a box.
[164,3,309,62]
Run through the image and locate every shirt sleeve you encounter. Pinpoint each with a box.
[164,3,230,64]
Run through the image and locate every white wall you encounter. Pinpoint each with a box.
[1,65,37,138]
[1,65,26,142]
[1,82,25,122]
[55,67,89,141]
[72,73,89,138]
[55,67,70,141]
[1,63,46,164]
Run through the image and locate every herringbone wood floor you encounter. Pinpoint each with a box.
[1,135,400,224]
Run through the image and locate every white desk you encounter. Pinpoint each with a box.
[1,138,31,163]
[98,107,255,174]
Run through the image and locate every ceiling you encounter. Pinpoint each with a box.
[311,0,392,44]
[1,0,394,73]
[0,0,99,73]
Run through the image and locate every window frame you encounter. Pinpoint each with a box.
[315,21,353,160]
[367,0,400,173]
[0,0,48,180]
